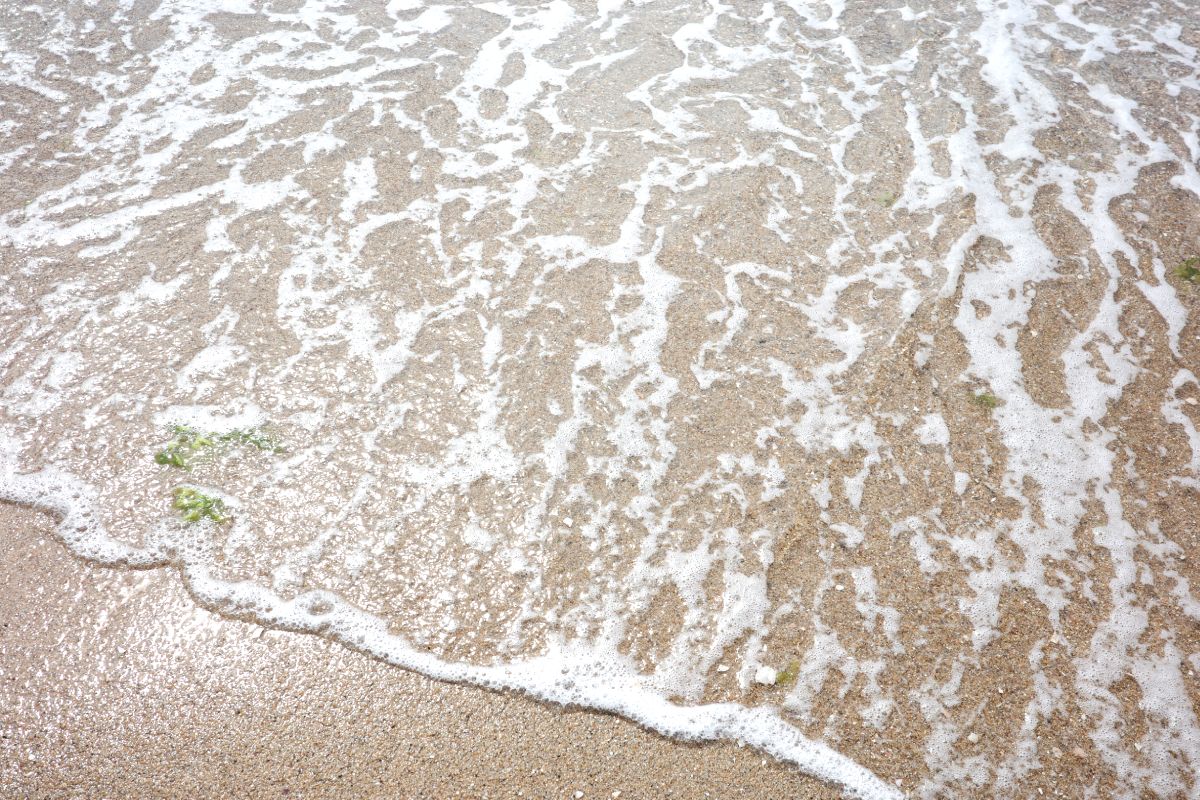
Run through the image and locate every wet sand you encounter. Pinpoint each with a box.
[2,1,1200,797]
[0,502,840,799]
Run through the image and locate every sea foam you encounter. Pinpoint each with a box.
[2,0,1198,796]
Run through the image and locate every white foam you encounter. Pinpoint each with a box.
[3,0,1199,796]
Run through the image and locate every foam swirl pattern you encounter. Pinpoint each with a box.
[1,0,1198,796]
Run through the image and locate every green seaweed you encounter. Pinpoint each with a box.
[216,428,284,453]
[776,659,801,688]
[971,391,1000,410]
[1175,257,1200,285]
[172,486,229,524]
[155,425,215,469]
[154,425,282,469]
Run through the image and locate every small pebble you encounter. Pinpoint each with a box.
[754,665,778,685]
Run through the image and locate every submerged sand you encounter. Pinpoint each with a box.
[1,0,1199,797]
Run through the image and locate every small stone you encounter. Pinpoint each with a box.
[834,583,845,591]
[754,665,778,685]
[611,792,621,799]
[967,731,980,744]
[716,664,730,673]
[574,792,584,799]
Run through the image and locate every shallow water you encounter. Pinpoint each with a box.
[1,0,1198,797]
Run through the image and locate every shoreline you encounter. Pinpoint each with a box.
[1,1,1197,795]
[0,501,842,799]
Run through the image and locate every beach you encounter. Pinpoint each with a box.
[1,0,1198,797]
[1,503,840,799]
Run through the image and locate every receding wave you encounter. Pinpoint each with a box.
[1,0,1198,797]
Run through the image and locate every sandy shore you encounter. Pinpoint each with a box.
[0,502,841,799]
[2,1,1199,797]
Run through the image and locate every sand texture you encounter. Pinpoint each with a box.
[0,504,839,799]
[1,0,1199,797]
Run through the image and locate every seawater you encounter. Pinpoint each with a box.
[2,1,1198,797]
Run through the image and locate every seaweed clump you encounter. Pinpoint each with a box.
[153,424,285,525]
[154,425,282,470]
[776,659,801,688]
[172,486,228,524]
[1175,257,1200,285]
[971,391,1000,410]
